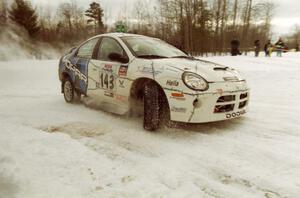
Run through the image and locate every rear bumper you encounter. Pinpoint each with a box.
[166,81,250,123]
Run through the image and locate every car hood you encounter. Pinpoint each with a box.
[152,58,244,82]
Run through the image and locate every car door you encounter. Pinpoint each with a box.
[87,37,130,113]
[71,37,99,95]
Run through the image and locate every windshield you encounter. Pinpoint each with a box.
[121,36,187,58]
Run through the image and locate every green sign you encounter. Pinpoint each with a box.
[116,24,126,33]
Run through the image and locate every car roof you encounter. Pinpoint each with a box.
[90,32,150,40]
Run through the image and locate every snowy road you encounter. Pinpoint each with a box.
[0,54,300,198]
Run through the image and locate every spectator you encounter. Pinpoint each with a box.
[275,38,285,57]
[264,40,272,57]
[296,43,299,52]
[231,39,242,56]
[254,40,260,57]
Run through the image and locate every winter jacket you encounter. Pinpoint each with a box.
[275,41,285,49]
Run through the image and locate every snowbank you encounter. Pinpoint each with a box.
[0,53,300,197]
[0,27,60,61]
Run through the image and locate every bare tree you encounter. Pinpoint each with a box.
[258,1,275,39]
[58,3,73,32]
[220,0,228,52]
[240,0,253,52]
[3,0,276,55]
[291,24,300,47]
[70,0,85,32]
[214,0,222,53]
[232,0,238,29]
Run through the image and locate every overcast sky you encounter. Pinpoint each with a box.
[30,0,300,37]
[271,0,300,36]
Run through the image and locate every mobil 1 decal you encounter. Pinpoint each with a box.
[118,65,128,77]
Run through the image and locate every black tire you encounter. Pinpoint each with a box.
[63,79,81,103]
[159,94,171,129]
[143,82,160,131]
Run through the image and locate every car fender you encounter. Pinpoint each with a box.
[128,59,197,120]
[153,65,199,121]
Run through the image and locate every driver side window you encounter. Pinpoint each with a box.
[76,38,99,59]
[97,37,125,61]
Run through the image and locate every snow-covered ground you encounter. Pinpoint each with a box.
[0,53,300,198]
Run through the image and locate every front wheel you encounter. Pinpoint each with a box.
[63,79,81,103]
[143,82,160,131]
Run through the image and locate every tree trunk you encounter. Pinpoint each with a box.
[232,0,238,30]
[214,0,222,54]
[242,0,252,54]
[220,0,227,53]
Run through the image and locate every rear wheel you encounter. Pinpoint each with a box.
[143,82,160,131]
[63,79,81,103]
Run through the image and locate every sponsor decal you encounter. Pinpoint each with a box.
[64,60,87,83]
[118,65,128,77]
[104,64,113,71]
[166,68,180,73]
[170,92,186,101]
[139,66,153,74]
[166,80,179,86]
[138,66,162,75]
[104,91,114,98]
[115,94,127,102]
[119,80,125,88]
[226,110,246,119]
[171,106,187,113]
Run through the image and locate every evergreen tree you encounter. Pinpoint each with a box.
[9,0,40,37]
[85,2,104,33]
[0,0,8,25]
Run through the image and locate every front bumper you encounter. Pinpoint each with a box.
[166,81,250,123]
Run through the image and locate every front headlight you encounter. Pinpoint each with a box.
[182,72,209,91]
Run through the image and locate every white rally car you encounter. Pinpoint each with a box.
[59,33,249,131]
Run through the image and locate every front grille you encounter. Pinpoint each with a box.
[217,95,235,103]
[214,104,234,113]
[239,101,247,109]
[214,92,249,113]
[240,93,248,100]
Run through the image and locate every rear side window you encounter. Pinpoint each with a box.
[97,37,125,61]
[77,38,99,59]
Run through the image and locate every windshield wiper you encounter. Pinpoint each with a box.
[137,55,168,59]
[171,55,195,60]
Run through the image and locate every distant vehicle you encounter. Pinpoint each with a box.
[58,33,250,131]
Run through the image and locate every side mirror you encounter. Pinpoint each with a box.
[108,52,129,63]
